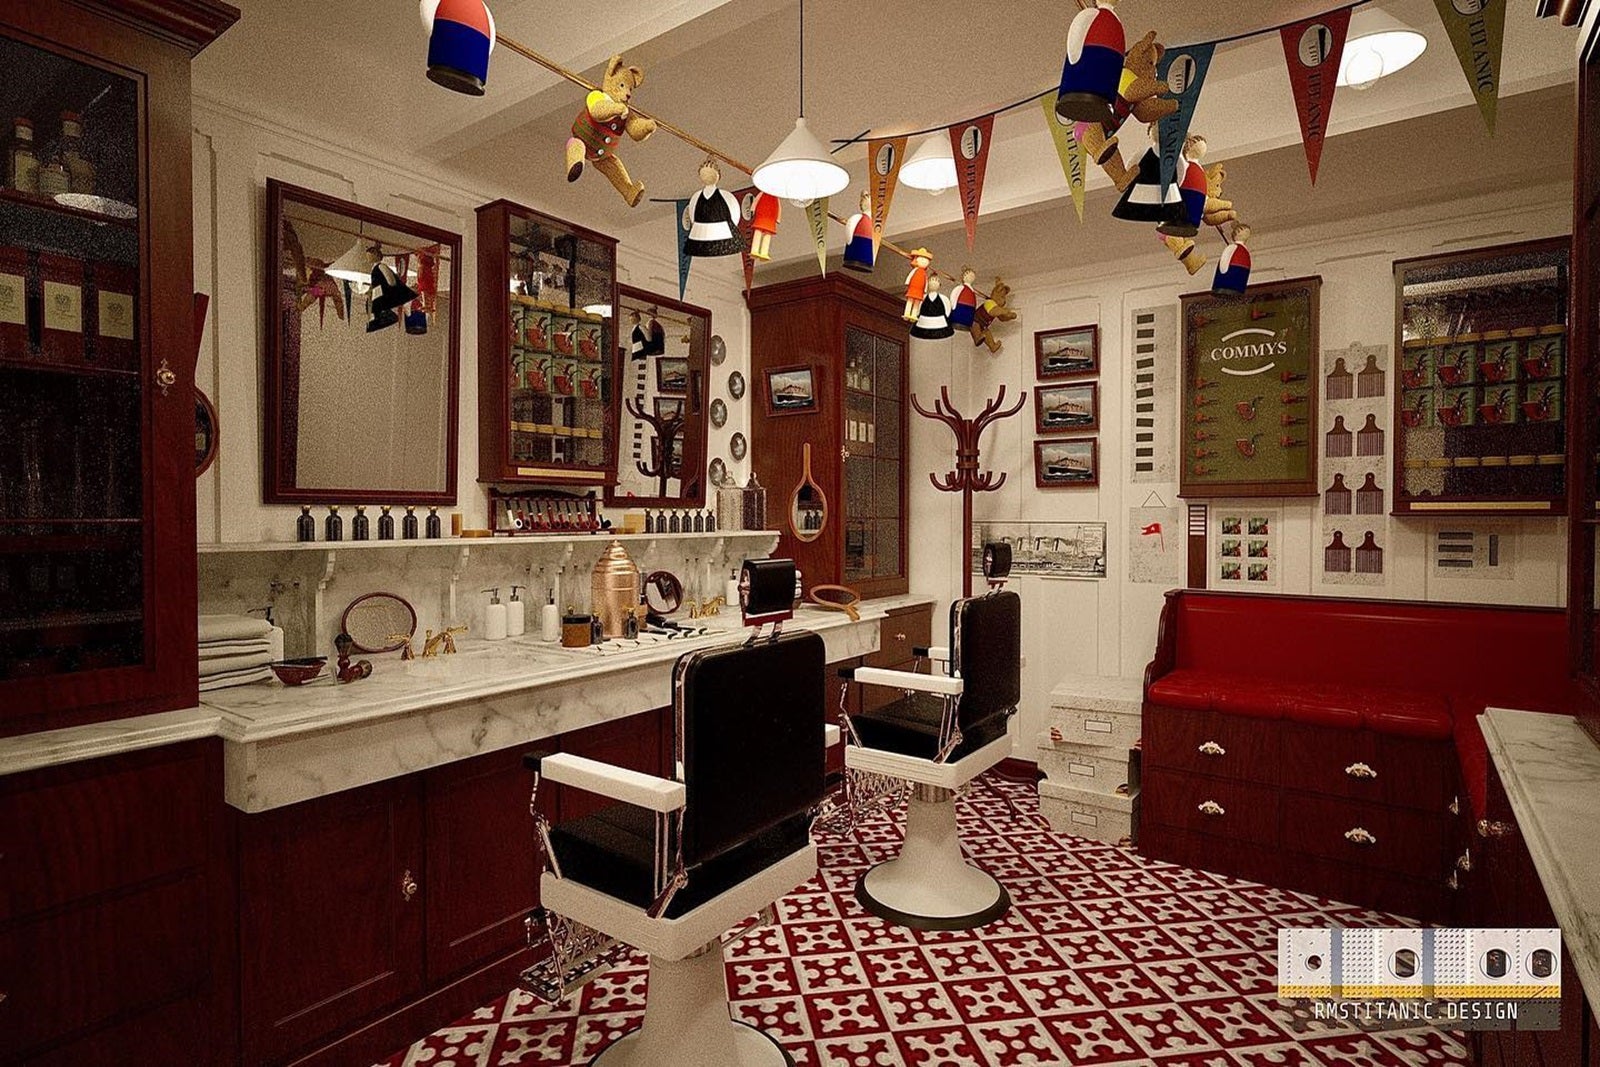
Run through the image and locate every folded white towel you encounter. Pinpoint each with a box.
[199,614,274,644]
[199,649,275,677]
[199,666,274,692]
[200,638,274,658]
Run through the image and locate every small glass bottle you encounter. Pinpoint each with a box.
[377,504,395,540]
[8,118,38,193]
[425,506,442,538]
[324,504,343,542]
[59,112,93,194]
[351,504,370,541]
[296,505,315,542]
[402,505,419,539]
[36,141,69,199]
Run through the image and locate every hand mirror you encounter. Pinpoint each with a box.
[643,570,684,615]
[790,442,828,543]
[807,584,861,621]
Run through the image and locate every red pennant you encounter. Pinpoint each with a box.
[1279,8,1350,184]
[733,185,758,296]
[949,115,994,251]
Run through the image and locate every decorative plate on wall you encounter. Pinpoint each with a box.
[710,334,727,366]
[728,370,746,400]
[195,387,219,477]
[709,398,728,428]
[730,432,748,461]
[708,457,728,485]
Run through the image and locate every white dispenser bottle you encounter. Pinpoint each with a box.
[540,589,560,642]
[725,569,741,612]
[483,588,508,641]
[507,585,526,637]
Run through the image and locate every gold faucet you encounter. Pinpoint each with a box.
[392,633,416,660]
[699,595,726,618]
[421,625,468,657]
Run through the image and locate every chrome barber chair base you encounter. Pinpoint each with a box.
[855,786,1010,931]
[587,946,794,1067]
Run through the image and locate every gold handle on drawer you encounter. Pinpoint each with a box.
[1344,762,1377,780]
[1448,796,1460,816]
[1344,827,1377,846]
[401,869,419,902]
[1197,741,1226,757]
[894,632,906,642]
[1446,871,1460,891]
[1477,819,1514,839]
[155,358,176,397]
[1456,850,1473,873]
[1197,800,1225,817]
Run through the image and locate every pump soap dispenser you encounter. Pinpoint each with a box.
[540,588,560,642]
[483,589,508,641]
[507,585,526,637]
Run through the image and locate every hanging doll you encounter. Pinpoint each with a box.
[748,190,781,262]
[645,308,667,356]
[628,309,648,359]
[682,158,745,258]
[566,55,658,207]
[1113,147,1185,227]
[949,266,981,330]
[1055,0,1126,125]
[903,247,933,322]
[1212,223,1253,294]
[842,191,876,273]
[910,274,955,340]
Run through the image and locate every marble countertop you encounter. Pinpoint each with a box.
[1479,707,1600,1014]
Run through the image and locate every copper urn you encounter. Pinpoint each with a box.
[590,539,641,639]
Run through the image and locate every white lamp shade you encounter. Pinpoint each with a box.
[753,117,850,203]
[900,134,957,192]
[325,241,380,284]
[1336,9,1426,89]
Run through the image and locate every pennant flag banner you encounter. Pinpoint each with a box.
[673,198,692,298]
[805,196,829,276]
[1280,8,1350,184]
[949,114,995,250]
[1155,42,1216,194]
[866,136,907,252]
[1433,0,1505,132]
[1041,92,1090,222]
[733,186,758,295]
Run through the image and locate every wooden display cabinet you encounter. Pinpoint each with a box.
[749,275,909,599]
[0,1,235,735]
[477,200,618,487]
[1393,238,1570,515]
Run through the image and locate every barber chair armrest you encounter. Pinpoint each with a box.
[841,665,963,697]
[825,723,842,748]
[537,752,687,813]
[913,645,951,663]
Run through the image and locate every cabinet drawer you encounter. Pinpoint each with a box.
[1281,791,1451,878]
[1143,771,1279,847]
[1279,723,1456,812]
[1144,708,1279,785]
[866,604,933,669]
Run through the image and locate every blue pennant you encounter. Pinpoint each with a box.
[1156,42,1215,195]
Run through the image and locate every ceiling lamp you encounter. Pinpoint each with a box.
[420,0,496,96]
[1336,11,1426,90]
[753,0,848,204]
[899,135,957,195]
[325,241,381,285]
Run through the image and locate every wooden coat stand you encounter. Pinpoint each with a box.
[910,385,1027,597]
[625,396,686,498]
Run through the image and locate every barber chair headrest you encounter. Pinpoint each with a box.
[982,542,1013,588]
[740,558,796,627]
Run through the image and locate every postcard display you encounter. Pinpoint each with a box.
[1393,239,1568,514]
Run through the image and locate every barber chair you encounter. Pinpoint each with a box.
[833,543,1021,930]
[520,559,829,1067]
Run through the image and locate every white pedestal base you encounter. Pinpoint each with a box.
[589,945,792,1067]
[856,786,1009,931]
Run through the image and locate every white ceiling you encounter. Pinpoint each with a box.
[195,0,1580,280]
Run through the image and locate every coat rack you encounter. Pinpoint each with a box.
[625,397,687,498]
[910,385,1027,597]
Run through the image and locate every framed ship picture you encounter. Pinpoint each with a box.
[1035,324,1100,379]
[1035,382,1100,434]
[1180,276,1321,498]
[1035,438,1099,488]
[765,364,819,415]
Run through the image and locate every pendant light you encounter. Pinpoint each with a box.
[325,239,381,286]
[900,135,957,195]
[1336,10,1427,89]
[753,0,849,204]
[420,0,497,96]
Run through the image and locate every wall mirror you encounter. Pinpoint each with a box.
[605,285,709,508]
[264,180,462,504]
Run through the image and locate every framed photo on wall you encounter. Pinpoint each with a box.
[655,357,689,395]
[1035,324,1100,379]
[1180,276,1321,498]
[1035,438,1099,488]
[1035,382,1100,434]
[765,364,819,416]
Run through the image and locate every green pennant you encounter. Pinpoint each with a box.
[805,196,829,276]
[1042,91,1090,222]
[1433,0,1505,133]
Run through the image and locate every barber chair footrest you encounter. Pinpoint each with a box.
[520,909,631,1005]
[854,788,1010,931]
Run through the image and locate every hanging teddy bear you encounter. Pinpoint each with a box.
[969,277,1018,354]
[1077,30,1177,192]
[566,55,658,207]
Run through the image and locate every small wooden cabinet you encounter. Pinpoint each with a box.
[749,276,909,599]
[476,200,618,487]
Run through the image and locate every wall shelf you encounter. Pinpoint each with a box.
[198,529,778,556]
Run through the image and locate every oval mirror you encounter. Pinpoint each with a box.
[643,570,684,615]
[790,442,828,543]
[342,592,418,654]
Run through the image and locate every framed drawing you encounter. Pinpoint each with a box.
[1180,275,1321,498]
[655,356,689,395]
[1035,324,1100,379]
[1035,382,1100,434]
[1035,438,1099,488]
[766,364,819,415]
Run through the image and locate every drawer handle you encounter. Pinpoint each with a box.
[1344,762,1377,780]
[1344,827,1377,847]
[1477,819,1514,839]
[894,632,906,642]
[1446,871,1460,891]
[1456,850,1473,873]
[1197,741,1226,757]
[401,869,419,902]
[1049,726,1064,743]
[1449,796,1460,816]
[1197,800,1225,817]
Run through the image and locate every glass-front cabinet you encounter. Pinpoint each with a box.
[0,5,228,733]
[476,200,617,485]
[843,326,904,585]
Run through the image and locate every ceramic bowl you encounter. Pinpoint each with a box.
[270,657,327,686]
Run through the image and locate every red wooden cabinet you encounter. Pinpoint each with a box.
[0,2,235,736]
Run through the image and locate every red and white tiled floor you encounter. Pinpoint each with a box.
[378,775,1471,1066]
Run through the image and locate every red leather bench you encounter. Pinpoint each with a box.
[1141,590,1570,919]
